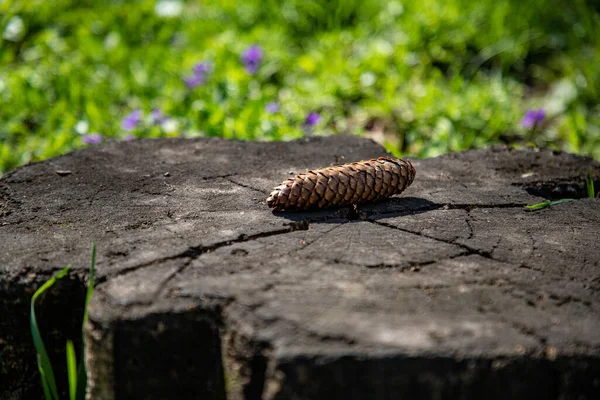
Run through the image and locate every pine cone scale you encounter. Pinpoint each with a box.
[315,174,327,197]
[373,165,384,193]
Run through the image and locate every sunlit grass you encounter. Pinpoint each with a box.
[1,0,599,174]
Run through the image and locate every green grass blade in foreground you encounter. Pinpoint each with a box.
[37,354,53,400]
[586,173,595,198]
[30,264,72,400]
[66,340,77,400]
[76,241,96,400]
[525,198,575,210]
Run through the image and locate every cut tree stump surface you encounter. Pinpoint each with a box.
[1,136,599,399]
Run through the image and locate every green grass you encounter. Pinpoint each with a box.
[587,172,596,198]
[30,242,96,400]
[524,198,575,211]
[1,0,599,174]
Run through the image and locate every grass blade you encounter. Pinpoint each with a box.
[76,362,87,400]
[525,201,551,210]
[30,265,72,400]
[37,354,53,400]
[82,241,96,328]
[548,198,576,206]
[525,198,575,211]
[66,340,77,400]
[586,173,595,198]
[76,241,96,400]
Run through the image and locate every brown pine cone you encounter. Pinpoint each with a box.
[267,157,416,211]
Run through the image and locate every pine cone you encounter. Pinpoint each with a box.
[267,157,416,211]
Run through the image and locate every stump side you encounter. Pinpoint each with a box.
[1,136,599,399]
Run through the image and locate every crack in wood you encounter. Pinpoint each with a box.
[98,223,311,284]
[224,176,271,196]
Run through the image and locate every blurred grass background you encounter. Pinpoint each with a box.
[1,0,599,174]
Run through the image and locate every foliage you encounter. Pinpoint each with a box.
[586,171,596,198]
[30,243,96,400]
[524,198,575,211]
[1,0,599,173]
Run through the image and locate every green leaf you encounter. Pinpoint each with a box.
[66,340,78,400]
[30,265,72,400]
[525,198,575,210]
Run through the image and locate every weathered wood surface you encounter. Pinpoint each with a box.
[1,136,599,399]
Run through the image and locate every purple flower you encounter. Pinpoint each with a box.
[123,134,136,142]
[184,61,211,89]
[265,102,279,113]
[521,108,546,129]
[121,110,143,131]
[183,73,205,89]
[150,108,168,126]
[82,133,102,144]
[304,112,320,126]
[193,61,211,75]
[241,45,263,74]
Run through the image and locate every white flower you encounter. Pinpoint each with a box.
[162,119,179,133]
[3,16,25,42]
[155,1,183,18]
[75,120,89,135]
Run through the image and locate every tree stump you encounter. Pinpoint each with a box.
[1,136,599,399]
